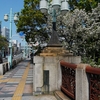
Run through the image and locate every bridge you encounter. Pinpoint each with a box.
[0,30,99,100]
[0,31,100,100]
[0,54,100,100]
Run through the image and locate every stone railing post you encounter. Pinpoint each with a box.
[76,64,89,100]
[33,56,43,95]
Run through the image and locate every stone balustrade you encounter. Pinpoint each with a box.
[0,57,23,75]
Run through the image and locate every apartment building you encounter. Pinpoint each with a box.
[1,27,9,41]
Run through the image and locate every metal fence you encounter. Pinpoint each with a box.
[60,61,77,99]
[60,61,100,100]
[86,66,100,100]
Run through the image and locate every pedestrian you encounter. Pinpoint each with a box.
[30,52,34,64]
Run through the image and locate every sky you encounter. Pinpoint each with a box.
[0,0,26,46]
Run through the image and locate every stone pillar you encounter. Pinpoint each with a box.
[57,61,62,90]
[0,64,4,75]
[43,56,59,92]
[71,56,81,64]
[33,56,43,95]
[33,56,63,95]
[58,56,81,64]
[76,64,89,100]
[33,55,82,96]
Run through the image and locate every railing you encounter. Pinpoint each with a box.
[86,66,100,100]
[0,57,23,75]
[60,61,77,99]
[60,61,100,100]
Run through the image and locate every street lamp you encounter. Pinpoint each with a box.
[4,8,18,69]
[1,47,5,58]
[40,0,69,46]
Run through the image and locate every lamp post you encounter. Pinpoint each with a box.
[1,47,5,58]
[4,8,18,69]
[40,0,69,46]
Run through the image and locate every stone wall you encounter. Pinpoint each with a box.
[33,55,81,95]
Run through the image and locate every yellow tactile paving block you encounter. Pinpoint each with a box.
[0,78,21,83]
[8,78,21,82]
[0,79,10,83]
[0,75,3,79]
[11,96,22,100]
[12,63,30,100]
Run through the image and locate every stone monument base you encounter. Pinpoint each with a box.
[40,47,73,56]
[33,55,81,95]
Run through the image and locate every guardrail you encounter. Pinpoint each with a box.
[86,66,100,100]
[0,57,23,75]
[60,61,100,100]
[60,61,77,99]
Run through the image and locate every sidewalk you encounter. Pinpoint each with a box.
[0,59,57,100]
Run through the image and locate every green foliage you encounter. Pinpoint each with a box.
[97,58,100,65]
[82,57,100,68]
[16,0,49,43]
[59,4,100,67]
[69,0,99,12]
[82,57,96,66]
[0,35,8,50]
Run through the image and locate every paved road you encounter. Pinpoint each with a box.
[0,59,57,100]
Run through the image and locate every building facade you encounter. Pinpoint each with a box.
[1,27,9,41]
[12,40,21,55]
